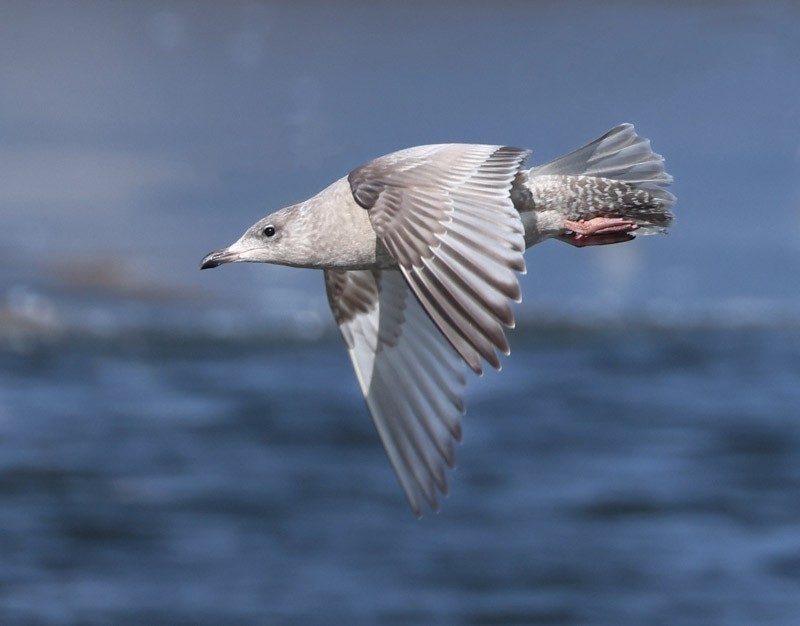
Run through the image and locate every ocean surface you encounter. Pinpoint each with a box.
[2,310,799,625]
[3,1,800,624]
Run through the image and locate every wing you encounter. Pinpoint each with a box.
[348,143,529,374]
[325,268,468,516]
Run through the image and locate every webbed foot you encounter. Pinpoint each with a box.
[559,217,639,247]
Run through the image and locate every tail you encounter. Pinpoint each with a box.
[528,124,675,235]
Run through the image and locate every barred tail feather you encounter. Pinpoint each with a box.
[530,124,675,234]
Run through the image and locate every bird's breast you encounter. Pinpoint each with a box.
[302,177,395,271]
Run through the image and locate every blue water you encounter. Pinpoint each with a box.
[3,1,800,623]
[2,320,799,625]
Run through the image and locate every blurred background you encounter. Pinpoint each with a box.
[1,1,799,624]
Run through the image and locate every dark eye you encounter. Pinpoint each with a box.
[263,225,276,238]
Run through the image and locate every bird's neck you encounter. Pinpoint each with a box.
[291,177,390,271]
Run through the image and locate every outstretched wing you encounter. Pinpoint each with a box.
[348,144,528,374]
[348,143,528,374]
[325,268,468,516]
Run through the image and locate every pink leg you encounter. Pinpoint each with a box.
[559,217,639,247]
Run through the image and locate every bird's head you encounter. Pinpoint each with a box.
[200,204,312,270]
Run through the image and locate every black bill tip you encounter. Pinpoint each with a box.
[200,248,239,270]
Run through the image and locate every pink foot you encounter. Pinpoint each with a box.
[559,217,639,247]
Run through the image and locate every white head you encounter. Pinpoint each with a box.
[200,203,318,270]
[201,176,382,272]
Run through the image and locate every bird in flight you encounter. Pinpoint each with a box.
[201,123,675,516]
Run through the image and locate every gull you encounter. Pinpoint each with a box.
[200,123,675,516]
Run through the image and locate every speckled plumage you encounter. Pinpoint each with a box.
[201,123,675,516]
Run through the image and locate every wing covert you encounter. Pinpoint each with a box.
[348,143,529,373]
